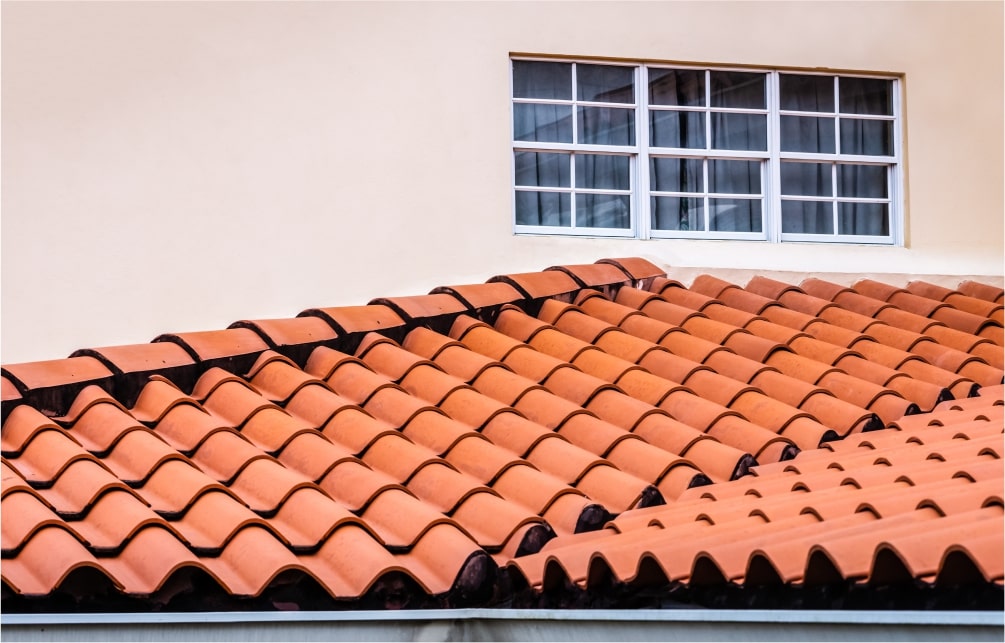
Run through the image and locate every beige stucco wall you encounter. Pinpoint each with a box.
[2,1,1002,364]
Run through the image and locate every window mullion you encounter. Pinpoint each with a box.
[569,151,577,229]
[831,163,839,234]
[767,71,780,242]
[638,65,650,240]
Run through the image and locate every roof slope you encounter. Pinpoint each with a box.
[2,258,1002,611]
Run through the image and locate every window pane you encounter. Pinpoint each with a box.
[709,198,762,232]
[839,77,893,115]
[780,162,832,196]
[711,112,767,151]
[837,164,887,198]
[578,64,634,103]
[576,154,630,190]
[780,115,836,153]
[839,202,890,235]
[578,107,635,145]
[515,191,571,226]
[782,200,834,234]
[649,68,704,106]
[650,157,703,193]
[576,193,631,228]
[709,160,760,195]
[779,74,834,112]
[840,119,892,156]
[650,110,705,149]
[513,103,573,143]
[710,71,765,109]
[513,61,572,100]
[651,196,704,231]
[514,152,570,187]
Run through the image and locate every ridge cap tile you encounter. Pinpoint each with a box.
[488,270,581,301]
[370,292,469,322]
[546,263,633,293]
[299,303,406,338]
[154,328,269,363]
[430,282,526,312]
[595,257,667,282]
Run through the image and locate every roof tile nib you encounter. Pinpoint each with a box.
[2,258,1002,612]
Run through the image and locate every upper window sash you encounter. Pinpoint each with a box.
[512,61,640,150]
[647,67,770,156]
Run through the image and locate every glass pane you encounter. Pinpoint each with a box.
[709,160,760,195]
[578,106,635,145]
[575,154,630,190]
[650,110,705,149]
[780,162,832,197]
[514,152,570,187]
[578,64,634,103]
[513,103,573,143]
[515,191,571,227]
[649,68,704,106]
[840,119,892,156]
[512,61,572,100]
[709,71,765,109]
[650,157,703,193]
[838,202,890,235]
[576,193,631,229]
[711,112,767,151]
[709,198,762,232]
[782,200,834,234]
[780,115,836,153]
[839,77,893,115]
[651,196,704,231]
[779,74,834,112]
[837,164,887,198]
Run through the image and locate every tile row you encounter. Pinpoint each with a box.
[506,390,1003,593]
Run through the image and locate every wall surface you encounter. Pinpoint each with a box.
[3,1,1003,364]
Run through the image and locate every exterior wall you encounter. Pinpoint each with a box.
[2,1,1002,364]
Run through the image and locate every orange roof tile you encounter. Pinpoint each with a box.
[2,258,1001,611]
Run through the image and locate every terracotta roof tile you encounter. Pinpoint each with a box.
[957,280,1005,304]
[300,304,406,338]
[431,281,527,312]
[234,316,340,350]
[548,262,634,290]
[488,270,581,301]
[2,525,107,595]
[3,258,1002,611]
[71,342,197,405]
[315,459,405,514]
[155,328,269,365]
[133,459,235,516]
[595,257,667,283]
[2,356,114,394]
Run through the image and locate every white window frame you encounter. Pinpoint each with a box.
[511,59,641,238]
[510,58,903,245]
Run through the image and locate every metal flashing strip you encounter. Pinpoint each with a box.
[3,609,1002,642]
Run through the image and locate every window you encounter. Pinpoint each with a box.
[511,59,901,244]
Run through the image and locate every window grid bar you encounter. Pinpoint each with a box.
[650,106,770,115]
[779,109,894,120]
[780,195,891,204]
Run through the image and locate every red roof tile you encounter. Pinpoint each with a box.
[2,258,1002,612]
